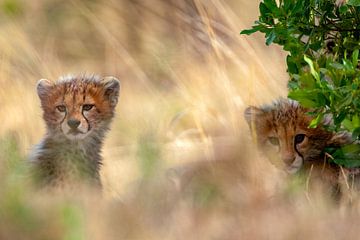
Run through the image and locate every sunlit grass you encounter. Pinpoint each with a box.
[2,0,356,239]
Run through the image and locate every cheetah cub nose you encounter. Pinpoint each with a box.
[67,119,81,129]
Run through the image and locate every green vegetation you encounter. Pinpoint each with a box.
[0,136,86,240]
[1,0,23,16]
[137,131,162,179]
[4,0,360,239]
[241,0,360,167]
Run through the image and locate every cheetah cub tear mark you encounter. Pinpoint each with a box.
[244,99,352,189]
[30,74,120,188]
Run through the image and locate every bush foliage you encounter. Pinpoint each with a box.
[241,0,360,167]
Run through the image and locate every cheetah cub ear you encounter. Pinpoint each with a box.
[244,106,265,128]
[102,76,120,108]
[327,131,353,147]
[36,79,53,101]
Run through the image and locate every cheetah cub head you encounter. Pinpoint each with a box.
[37,75,120,141]
[244,99,351,174]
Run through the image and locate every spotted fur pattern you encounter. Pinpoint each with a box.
[244,99,352,187]
[30,74,120,187]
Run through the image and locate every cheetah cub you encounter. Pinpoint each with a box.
[30,75,120,188]
[244,99,352,193]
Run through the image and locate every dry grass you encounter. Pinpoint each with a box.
[1,0,358,239]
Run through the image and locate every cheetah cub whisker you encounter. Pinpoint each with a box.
[29,74,120,188]
[244,98,353,195]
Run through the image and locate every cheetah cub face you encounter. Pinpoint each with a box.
[244,99,351,174]
[37,75,120,141]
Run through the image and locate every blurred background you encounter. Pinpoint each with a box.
[0,0,287,189]
[2,0,349,239]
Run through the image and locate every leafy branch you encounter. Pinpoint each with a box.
[241,0,360,167]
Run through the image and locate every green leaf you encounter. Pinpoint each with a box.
[287,55,298,74]
[263,0,279,15]
[353,115,360,128]
[352,49,359,68]
[343,59,354,70]
[259,2,275,24]
[344,38,360,50]
[337,94,353,109]
[309,113,324,128]
[334,112,347,125]
[309,41,322,51]
[329,144,360,168]
[240,28,258,35]
[299,73,316,88]
[304,55,320,82]
[259,2,270,15]
[266,30,276,45]
[288,89,322,108]
[342,118,354,131]
[240,25,264,35]
[352,127,360,140]
[291,1,303,14]
[347,0,360,6]
[339,5,349,14]
[330,62,345,70]
[265,0,277,8]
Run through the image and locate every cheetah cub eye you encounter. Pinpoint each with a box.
[268,137,280,146]
[294,134,305,144]
[36,75,120,141]
[56,105,66,112]
[244,99,340,174]
[82,104,94,111]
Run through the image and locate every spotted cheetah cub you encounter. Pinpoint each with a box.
[30,75,120,188]
[244,99,352,193]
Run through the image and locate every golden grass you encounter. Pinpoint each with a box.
[2,0,357,239]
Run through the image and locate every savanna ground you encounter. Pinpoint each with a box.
[1,0,359,239]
